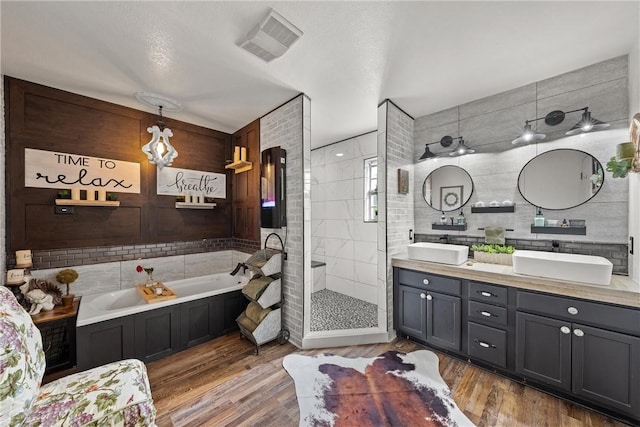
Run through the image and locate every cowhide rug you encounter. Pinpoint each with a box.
[283,350,474,427]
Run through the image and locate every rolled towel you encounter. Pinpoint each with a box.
[242,276,274,301]
[245,301,272,325]
[484,227,505,245]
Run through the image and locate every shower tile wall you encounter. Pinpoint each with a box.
[311,132,378,304]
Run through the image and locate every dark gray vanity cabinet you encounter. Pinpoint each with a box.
[516,291,640,418]
[396,284,428,341]
[394,268,462,351]
[426,291,461,351]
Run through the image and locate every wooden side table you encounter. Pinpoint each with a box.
[31,299,80,376]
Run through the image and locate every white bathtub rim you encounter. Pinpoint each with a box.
[77,273,249,327]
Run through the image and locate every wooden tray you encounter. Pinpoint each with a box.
[136,283,177,304]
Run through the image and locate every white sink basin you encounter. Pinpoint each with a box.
[512,250,613,286]
[407,242,469,265]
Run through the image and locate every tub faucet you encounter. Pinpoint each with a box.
[439,235,450,244]
[230,262,248,276]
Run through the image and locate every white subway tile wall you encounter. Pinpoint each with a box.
[311,131,378,307]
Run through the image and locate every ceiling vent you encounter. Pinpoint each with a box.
[239,9,303,62]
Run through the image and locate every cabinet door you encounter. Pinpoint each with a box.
[223,290,247,334]
[396,284,428,341]
[515,312,571,391]
[181,297,224,349]
[426,291,461,351]
[134,305,181,363]
[77,316,135,371]
[572,323,640,417]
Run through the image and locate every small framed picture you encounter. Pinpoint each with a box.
[398,169,409,194]
[440,185,463,210]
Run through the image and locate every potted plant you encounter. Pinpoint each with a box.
[606,142,635,178]
[56,268,79,306]
[471,244,515,266]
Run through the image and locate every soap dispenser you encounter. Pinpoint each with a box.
[457,209,466,226]
[534,208,545,227]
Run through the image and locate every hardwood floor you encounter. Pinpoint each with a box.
[146,333,627,427]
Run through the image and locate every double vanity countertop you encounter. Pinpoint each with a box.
[392,256,640,308]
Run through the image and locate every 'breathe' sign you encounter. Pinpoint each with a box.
[157,167,226,198]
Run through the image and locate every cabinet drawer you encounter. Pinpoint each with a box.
[517,291,640,336]
[468,300,508,327]
[398,268,461,296]
[468,322,507,368]
[468,281,508,305]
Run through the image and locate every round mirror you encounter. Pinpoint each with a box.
[422,165,474,211]
[518,149,604,210]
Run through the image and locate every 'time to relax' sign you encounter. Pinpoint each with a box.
[24,148,141,193]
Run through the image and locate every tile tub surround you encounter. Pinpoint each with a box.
[391,257,640,308]
[29,250,252,298]
[414,233,628,275]
[6,238,260,271]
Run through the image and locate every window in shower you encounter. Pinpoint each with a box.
[364,157,378,222]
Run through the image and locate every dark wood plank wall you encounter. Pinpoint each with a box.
[4,77,233,251]
[231,119,260,242]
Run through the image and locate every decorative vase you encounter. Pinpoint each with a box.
[144,268,155,287]
[617,142,634,161]
[62,294,74,307]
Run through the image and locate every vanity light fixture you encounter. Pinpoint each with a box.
[565,107,610,136]
[418,135,455,161]
[513,107,610,145]
[447,136,475,157]
[141,105,179,169]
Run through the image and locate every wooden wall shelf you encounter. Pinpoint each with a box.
[55,199,120,207]
[471,205,515,213]
[432,223,467,231]
[175,202,217,210]
[530,225,586,235]
[225,160,252,174]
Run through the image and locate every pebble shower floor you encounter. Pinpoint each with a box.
[310,289,378,331]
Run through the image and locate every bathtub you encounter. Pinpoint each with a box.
[77,272,250,327]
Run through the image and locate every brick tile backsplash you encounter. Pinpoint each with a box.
[6,238,260,271]
[414,233,629,275]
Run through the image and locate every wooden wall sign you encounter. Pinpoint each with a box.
[25,148,141,193]
[157,166,226,198]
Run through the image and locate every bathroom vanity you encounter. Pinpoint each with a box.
[392,257,640,425]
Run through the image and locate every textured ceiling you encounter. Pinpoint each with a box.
[1,1,638,148]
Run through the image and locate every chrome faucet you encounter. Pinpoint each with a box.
[439,235,450,244]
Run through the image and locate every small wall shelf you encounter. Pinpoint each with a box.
[175,202,216,210]
[225,160,252,174]
[530,225,586,235]
[471,205,515,213]
[432,223,467,231]
[55,199,120,207]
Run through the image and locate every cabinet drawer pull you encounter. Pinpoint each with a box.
[560,326,571,334]
[567,306,578,315]
[420,293,426,299]
[480,311,493,317]
[573,328,584,337]
[422,279,430,285]
[479,291,493,297]
[474,339,496,349]
[426,294,433,301]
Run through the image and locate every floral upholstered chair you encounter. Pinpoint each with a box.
[0,286,156,427]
